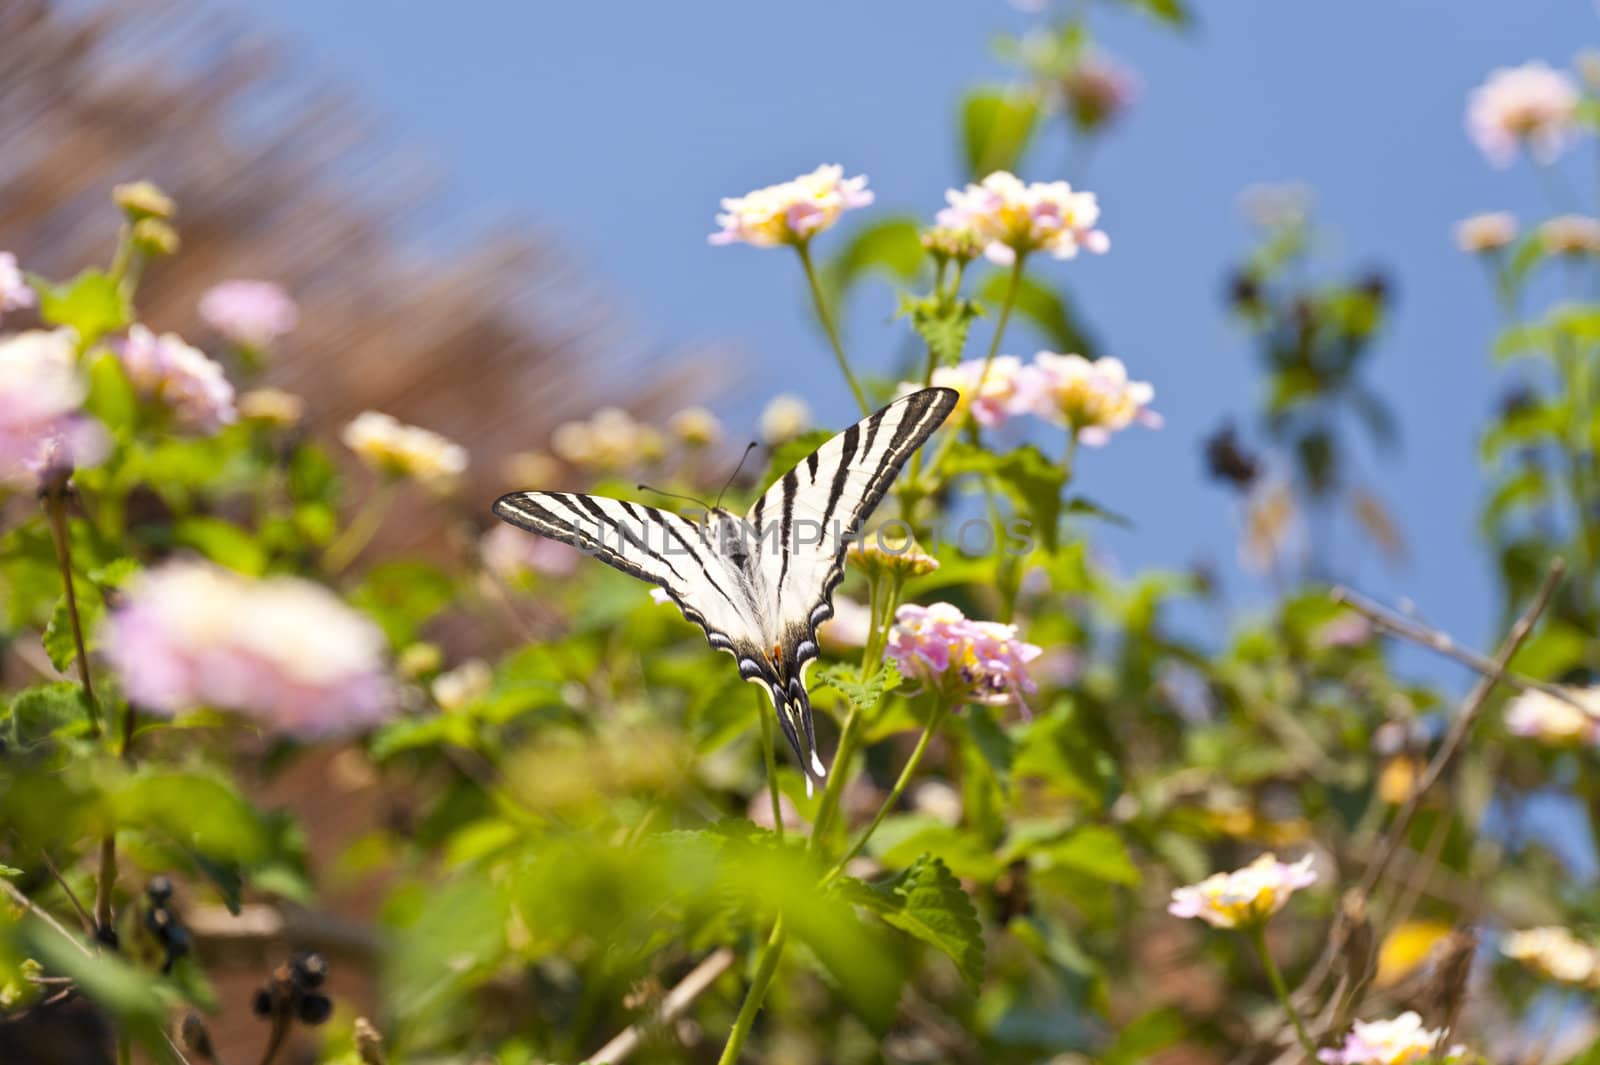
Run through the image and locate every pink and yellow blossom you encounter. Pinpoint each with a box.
[1504,686,1600,746]
[1502,926,1600,986]
[1454,212,1518,253]
[938,171,1108,265]
[886,601,1041,708]
[1020,352,1160,445]
[0,253,33,317]
[342,411,468,486]
[710,165,873,248]
[1167,853,1316,929]
[100,561,393,739]
[928,355,1033,429]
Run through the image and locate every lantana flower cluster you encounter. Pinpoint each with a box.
[1503,686,1600,746]
[922,351,1159,443]
[198,279,299,350]
[886,601,1041,708]
[114,324,237,434]
[342,411,468,487]
[938,170,1109,265]
[710,164,873,248]
[0,252,34,319]
[1466,60,1580,167]
[101,560,393,739]
[0,329,109,486]
[1502,926,1600,986]
[1167,853,1317,929]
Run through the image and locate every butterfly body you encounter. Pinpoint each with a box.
[493,387,958,790]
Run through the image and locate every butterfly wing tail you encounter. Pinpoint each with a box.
[744,662,827,796]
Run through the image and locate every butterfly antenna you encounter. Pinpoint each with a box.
[714,441,760,510]
[636,483,712,510]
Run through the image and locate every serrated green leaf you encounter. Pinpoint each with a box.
[36,269,130,345]
[5,682,92,746]
[813,659,902,716]
[837,854,984,986]
[42,589,100,674]
[962,88,1039,177]
[900,292,983,369]
[947,441,1066,552]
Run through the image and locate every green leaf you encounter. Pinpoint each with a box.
[1120,0,1192,26]
[1036,824,1141,887]
[349,560,455,646]
[837,854,985,987]
[112,769,270,865]
[825,218,926,304]
[83,349,138,431]
[812,660,901,717]
[961,88,1039,177]
[900,293,983,369]
[1102,1007,1189,1065]
[28,932,168,1042]
[5,682,92,747]
[173,516,267,576]
[947,442,1067,552]
[978,272,1096,356]
[35,269,130,345]
[42,590,98,674]
[1492,321,1552,362]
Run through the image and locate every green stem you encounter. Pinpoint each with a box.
[1250,924,1318,1059]
[40,483,101,737]
[717,917,787,1065]
[796,241,870,416]
[974,254,1026,392]
[824,699,953,883]
[756,691,784,843]
[323,481,397,574]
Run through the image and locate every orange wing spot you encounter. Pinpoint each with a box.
[769,643,782,664]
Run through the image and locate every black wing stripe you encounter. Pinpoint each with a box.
[776,468,799,593]
[805,450,819,482]
[862,403,883,455]
[658,516,745,615]
[570,494,689,584]
[820,422,861,530]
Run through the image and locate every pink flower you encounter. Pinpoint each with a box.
[817,595,871,652]
[100,561,393,740]
[1019,352,1160,445]
[886,601,1041,708]
[113,325,235,434]
[0,253,33,317]
[938,171,1108,265]
[1467,61,1579,167]
[198,280,299,348]
[1061,55,1139,132]
[1168,853,1317,929]
[925,356,1033,428]
[0,330,109,485]
[710,165,874,247]
[1318,1012,1463,1065]
[1504,686,1600,747]
[481,522,579,581]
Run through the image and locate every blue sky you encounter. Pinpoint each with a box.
[248,0,1596,672]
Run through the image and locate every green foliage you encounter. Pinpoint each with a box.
[837,854,984,987]
[961,88,1040,177]
[900,290,983,369]
[35,269,130,345]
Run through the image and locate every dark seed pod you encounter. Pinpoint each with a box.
[291,951,328,989]
[164,924,192,958]
[297,992,333,1025]
[145,906,173,937]
[251,987,275,1018]
[94,925,120,951]
[146,876,174,904]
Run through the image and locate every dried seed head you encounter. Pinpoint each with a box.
[1335,891,1376,988]
[179,1012,215,1059]
[1423,927,1478,1030]
[354,1017,386,1065]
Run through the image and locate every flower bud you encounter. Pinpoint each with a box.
[113,181,176,222]
[131,219,180,257]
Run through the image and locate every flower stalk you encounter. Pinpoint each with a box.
[796,240,870,416]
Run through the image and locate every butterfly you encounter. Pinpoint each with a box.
[493,386,959,792]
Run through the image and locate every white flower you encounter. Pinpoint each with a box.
[710,164,873,247]
[759,394,812,445]
[1504,686,1600,746]
[1540,214,1600,255]
[1467,61,1579,167]
[1167,853,1317,929]
[1454,212,1518,253]
[1502,926,1600,986]
[342,411,468,486]
[549,407,663,470]
[668,406,722,448]
[938,171,1109,265]
[114,325,236,434]
[1318,1012,1463,1065]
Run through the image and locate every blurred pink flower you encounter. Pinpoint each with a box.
[1168,852,1317,929]
[1454,211,1518,253]
[710,165,873,247]
[1062,55,1139,132]
[817,594,872,652]
[1019,352,1160,445]
[481,521,579,581]
[1467,61,1579,167]
[1504,686,1600,747]
[886,601,1041,708]
[1318,1012,1462,1065]
[0,252,33,317]
[113,325,236,434]
[198,280,299,348]
[101,560,393,739]
[0,329,108,485]
[938,171,1108,265]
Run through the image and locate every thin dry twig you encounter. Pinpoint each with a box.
[588,948,737,1064]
